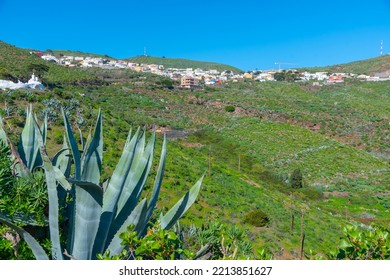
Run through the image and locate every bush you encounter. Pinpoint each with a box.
[327,224,390,260]
[0,143,14,196]
[244,209,270,227]
[183,221,258,260]
[98,225,192,260]
[290,168,303,189]
[224,105,235,112]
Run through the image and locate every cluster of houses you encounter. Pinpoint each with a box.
[1,51,388,91]
[3,52,383,90]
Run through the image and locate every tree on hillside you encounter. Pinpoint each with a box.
[290,168,303,189]
[274,70,300,82]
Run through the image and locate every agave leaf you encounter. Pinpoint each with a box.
[18,105,40,170]
[80,127,92,170]
[143,134,167,234]
[1,115,31,177]
[40,113,48,146]
[116,130,156,214]
[33,114,46,170]
[160,174,204,230]
[77,125,86,152]
[67,110,103,260]
[101,178,110,193]
[80,109,103,185]
[92,128,140,256]
[107,130,155,244]
[52,146,71,178]
[0,213,49,260]
[51,137,72,214]
[53,166,71,191]
[40,146,64,260]
[115,129,147,213]
[105,198,148,258]
[0,115,8,145]
[67,179,103,190]
[62,107,81,180]
[71,179,103,260]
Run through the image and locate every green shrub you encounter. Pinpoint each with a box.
[98,225,192,260]
[290,168,303,189]
[327,224,390,260]
[244,209,270,227]
[184,221,258,260]
[0,143,13,195]
[224,105,235,112]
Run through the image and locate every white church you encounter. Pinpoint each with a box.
[0,73,44,90]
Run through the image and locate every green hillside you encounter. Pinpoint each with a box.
[301,54,390,74]
[0,41,102,86]
[0,41,389,259]
[126,55,242,73]
[49,50,113,59]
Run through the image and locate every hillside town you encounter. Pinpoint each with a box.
[36,52,390,86]
[1,51,389,91]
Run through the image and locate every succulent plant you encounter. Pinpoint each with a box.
[0,106,203,260]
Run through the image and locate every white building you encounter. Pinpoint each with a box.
[0,73,44,90]
[41,55,59,63]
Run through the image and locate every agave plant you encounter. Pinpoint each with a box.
[0,107,203,260]
[0,106,69,228]
[0,106,44,177]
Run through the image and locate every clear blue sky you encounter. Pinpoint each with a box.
[0,0,389,71]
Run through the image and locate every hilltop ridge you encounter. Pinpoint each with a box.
[125,55,242,73]
[301,54,390,75]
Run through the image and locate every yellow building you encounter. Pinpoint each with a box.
[243,73,253,79]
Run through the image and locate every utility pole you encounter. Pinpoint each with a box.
[274,62,297,72]
[299,209,305,260]
[290,193,294,235]
[380,40,383,56]
[208,145,211,177]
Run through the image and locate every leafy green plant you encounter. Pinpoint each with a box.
[98,224,192,260]
[224,105,235,112]
[243,209,270,227]
[1,116,49,226]
[290,168,303,189]
[0,171,48,225]
[328,224,390,260]
[184,222,257,260]
[0,107,204,260]
[0,142,13,194]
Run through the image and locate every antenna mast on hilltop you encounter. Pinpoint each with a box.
[144,46,147,57]
[274,62,297,71]
[380,40,383,56]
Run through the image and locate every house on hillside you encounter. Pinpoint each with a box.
[181,76,198,89]
[31,51,44,57]
[374,72,390,79]
[243,72,253,79]
[357,74,370,79]
[41,55,58,63]
[327,75,344,84]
